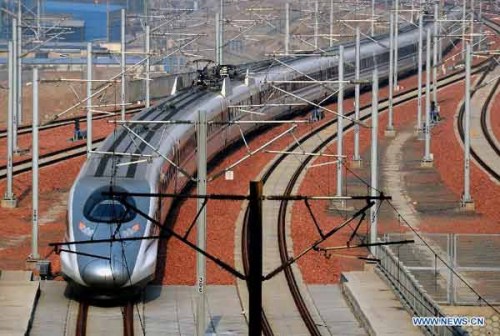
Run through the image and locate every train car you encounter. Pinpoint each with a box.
[60,8,462,298]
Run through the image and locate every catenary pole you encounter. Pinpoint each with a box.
[437,1,442,63]
[417,14,423,131]
[387,13,395,133]
[329,0,334,47]
[336,45,344,198]
[220,0,224,64]
[196,110,207,336]
[462,43,473,204]
[478,0,483,50]
[86,43,92,157]
[423,28,433,163]
[145,25,150,108]
[470,0,474,50]
[432,2,438,107]
[17,1,22,127]
[215,12,220,64]
[2,41,17,208]
[371,0,375,36]
[32,67,40,259]
[248,181,263,336]
[314,0,319,49]
[12,18,18,152]
[370,69,379,254]
[462,0,466,59]
[285,3,290,55]
[353,27,361,163]
[393,0,399,88]
[121,9,126,120]
[410,0,414,24]
[37,0,41,39]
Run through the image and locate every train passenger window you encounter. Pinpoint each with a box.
[83,187,136,223]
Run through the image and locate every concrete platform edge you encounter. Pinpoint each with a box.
[373,267,428,335]
[340,274,375,336]
[25,281,41,336]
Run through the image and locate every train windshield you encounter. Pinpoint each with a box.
[83,187,137,223]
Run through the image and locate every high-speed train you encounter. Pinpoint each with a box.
[61,8,461,296]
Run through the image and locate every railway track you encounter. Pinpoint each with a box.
[480,78,500,159]
[75,301,136,336]
[457,61,500,182]
[0,105,144,139]
[0,90,204,181]
[237,50,497,333]
[0,137,104,180]
[0,61,489,184]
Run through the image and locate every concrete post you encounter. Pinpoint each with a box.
[370,69,379,254]
[196,110,207,336]
[410,0,414,24]
[86,43,92,158]
[353,27,362,165]
[37,0,41,40]
[215,12,220,64]
[12,18,18,152]
[417,14,423,132]
[422,28,433,166]
[433,3,439,107]
[2,41,17,208]
[31,68,40,259]
[470,0,475,50]
[393,0,399,89]
[386,13,396,136]
[336,46,344,198]
[17,1,22,127]
[371,0,375,36]
[478,0,483,50]
[314,0,319,50]
[462,0,466,59]
[329,0,334,47]
[121,9,126,120]
[145,25,150,108]
[462,43,474,208]
[220,0,224,65]
[285,3,290,55]
[437,2,442,63]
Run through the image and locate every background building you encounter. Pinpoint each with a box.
[0,0,147,42]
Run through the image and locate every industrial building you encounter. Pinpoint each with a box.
[0,0,147,42]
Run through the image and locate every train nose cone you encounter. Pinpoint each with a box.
[80,259,129,288]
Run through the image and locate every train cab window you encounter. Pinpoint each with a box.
[83,186,136,223]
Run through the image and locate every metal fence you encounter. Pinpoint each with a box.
[375,242,467,336]
[384,233,500,305]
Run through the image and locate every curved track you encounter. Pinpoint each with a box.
[457,62,500,182]
[238,56,491,333]
[480,78,500,158]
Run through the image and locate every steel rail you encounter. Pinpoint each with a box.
[75,301,89,336]
[0,105,144,139]
[238,50,496,333]
[457,65,500,181]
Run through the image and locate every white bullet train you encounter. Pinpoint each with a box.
[61,8,461,297]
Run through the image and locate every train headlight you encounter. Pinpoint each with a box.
[78,221,95,237]
[121,223,141,238]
